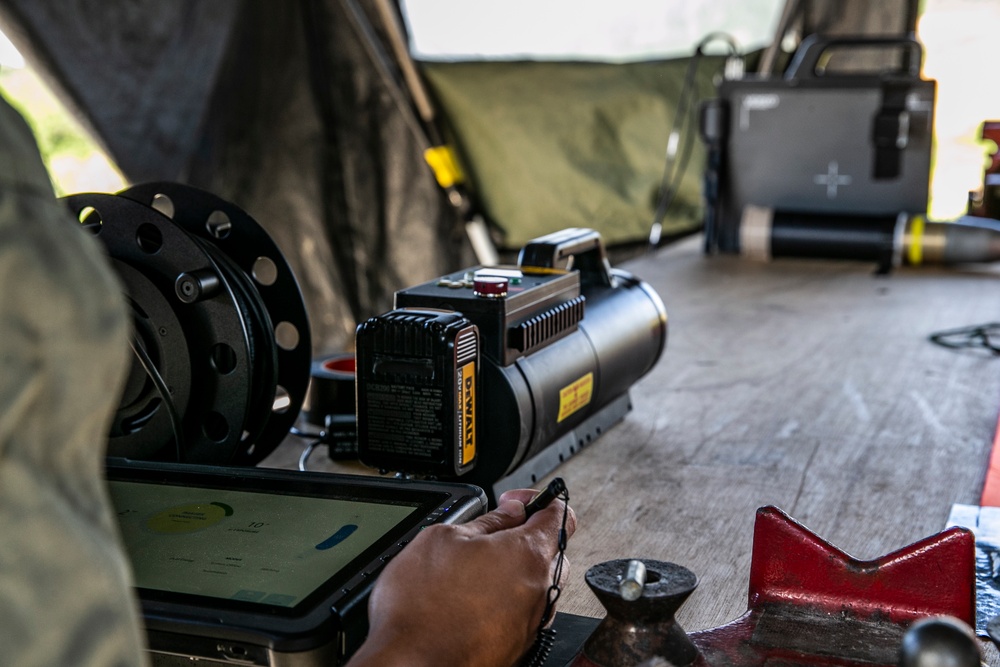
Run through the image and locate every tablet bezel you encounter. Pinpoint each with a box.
[106,459,487,657]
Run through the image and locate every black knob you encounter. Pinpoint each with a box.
[175,269,221,304]
[900,616,981,667]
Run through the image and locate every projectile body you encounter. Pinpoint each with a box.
[738,205,1000,267]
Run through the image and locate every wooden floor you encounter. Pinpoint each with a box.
[263,234,1000,657]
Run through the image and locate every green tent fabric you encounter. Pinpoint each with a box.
[0,0,472,355]
[0,0,917,350]
[422,57,728,249]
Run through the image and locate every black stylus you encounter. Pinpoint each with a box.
[524,477,566,519]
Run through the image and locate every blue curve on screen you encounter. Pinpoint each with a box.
[315,524,358,550]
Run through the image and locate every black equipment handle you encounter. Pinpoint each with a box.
[517,228,613,287]
[784,34,924,80]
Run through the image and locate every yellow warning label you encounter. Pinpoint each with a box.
[558,372,594,423]
[457,361,476,466]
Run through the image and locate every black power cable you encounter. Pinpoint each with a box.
[128,334,185,462]
[929,322,1000,356]
[648,32,742,251]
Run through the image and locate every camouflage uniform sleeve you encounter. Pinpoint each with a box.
[0,95,149,666]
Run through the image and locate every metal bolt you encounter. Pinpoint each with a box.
[620,559,647,601]
[175,269,221,304]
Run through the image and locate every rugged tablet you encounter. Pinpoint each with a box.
[106,459,487,666]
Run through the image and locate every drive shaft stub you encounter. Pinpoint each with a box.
[619,559,647,601]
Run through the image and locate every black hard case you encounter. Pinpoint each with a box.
[703,36,935,254]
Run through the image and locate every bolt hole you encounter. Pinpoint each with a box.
[150,194,175,219]
[203,412,229,442]
[273,385,291,413]
[275,322,299,351]
[206,210,232,239]
[78,206,102,233]
[253,256,278,286]
[211,343,237,374]
[136,223,163,254]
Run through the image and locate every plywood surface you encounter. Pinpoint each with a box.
[549,237,1000,629]
[264,234,1000,651]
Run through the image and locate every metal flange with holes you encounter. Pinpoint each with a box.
[63,184,311,465]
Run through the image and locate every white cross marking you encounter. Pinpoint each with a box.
[813,161,852,199]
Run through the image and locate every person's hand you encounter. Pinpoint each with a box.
[345,487,576,667]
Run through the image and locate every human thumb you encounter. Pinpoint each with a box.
[463,498,526,535]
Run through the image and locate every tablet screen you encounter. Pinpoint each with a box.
[109,479,425,610]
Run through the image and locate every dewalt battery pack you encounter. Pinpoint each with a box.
[355,310,479,477]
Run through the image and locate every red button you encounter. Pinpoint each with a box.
[473,276,508,298]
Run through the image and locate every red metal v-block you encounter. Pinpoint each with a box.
[686,506,976,667]
[747,506,975,626]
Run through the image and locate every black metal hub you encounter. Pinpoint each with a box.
[63,183,311,465]
[110,260,192,459]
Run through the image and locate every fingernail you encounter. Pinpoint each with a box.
[497,498,526,519]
